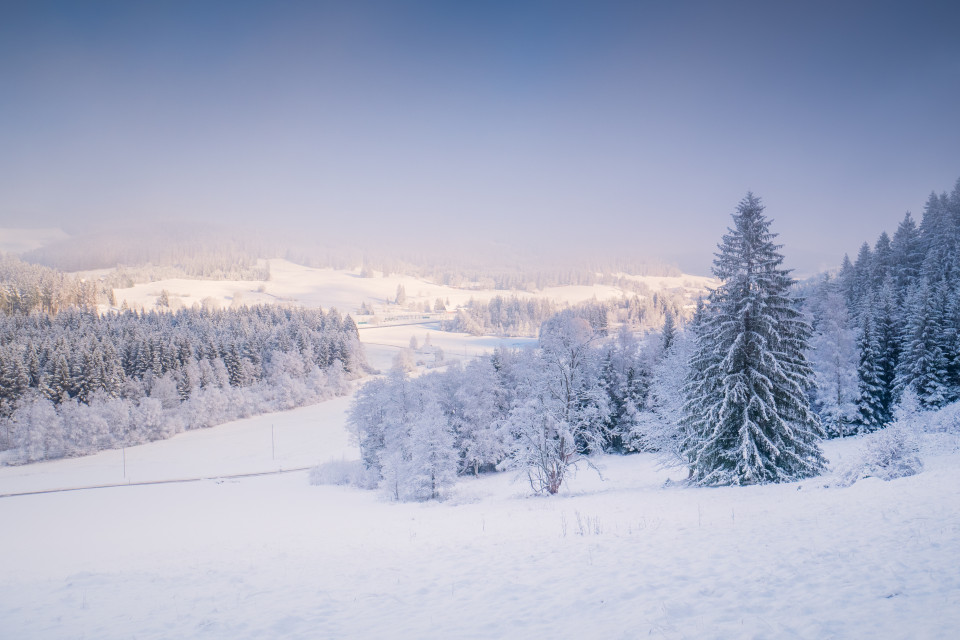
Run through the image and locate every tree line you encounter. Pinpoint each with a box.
[0,253,101,314]
[806,178,960,435]
[441,291,686,338]
[348,303,687,499]
[1,305,365,463]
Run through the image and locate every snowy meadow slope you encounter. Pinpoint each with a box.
[1,411,958,639]
[2,248,958,639]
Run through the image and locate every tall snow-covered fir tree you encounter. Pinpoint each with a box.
[682,193,826,485]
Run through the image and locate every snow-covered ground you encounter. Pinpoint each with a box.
[2,396,958,639]
[104,258,714,316]
[358,323,535,371]
[2,251,956,638]
[0,398,355,496]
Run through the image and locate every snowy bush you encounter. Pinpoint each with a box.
[863,425,923,480]
[879,393,960,441]
[392,348,416,373]
[309,459,367,487]
[920,400,960,434]
[838,424,923,486]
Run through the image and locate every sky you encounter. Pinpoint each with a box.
[1,0,958,276]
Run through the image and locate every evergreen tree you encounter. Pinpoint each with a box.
[871,232,893,288]
[0,347,29,417]
[873,278,901,418]
[849,242,873,314]
[682,193,826,485]
[855,300,887,431]
[890,212,923,297]
[661,308,677,353]
[946,284,960,395]
[48,350,73,403]
[598,326,648,452]
[837,254,857,309]
[919,191,958,286]
[949,177,960,234]
[895,280,950,408]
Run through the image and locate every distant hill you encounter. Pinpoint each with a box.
[0,227,69,255]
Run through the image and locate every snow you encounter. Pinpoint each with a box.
[358,323,534,372]
[105,258,714,316]
[0,398,356,496]
[1,258,955,638]
[615,271,718,294]
[2,401,958,638]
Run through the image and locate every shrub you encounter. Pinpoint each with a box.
[309,458,371,488]
[838,424,923,486]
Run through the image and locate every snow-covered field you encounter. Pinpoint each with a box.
[0,398,354,496]
[358,323,534,371]
[3,248,957,638]
[104,258,714,316]
[2,393,958,639]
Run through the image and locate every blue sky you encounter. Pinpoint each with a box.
[1,0,958,275]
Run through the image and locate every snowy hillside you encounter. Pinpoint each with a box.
[104,258,715,316]
[1,399,958,639]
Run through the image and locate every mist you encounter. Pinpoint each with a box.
[2,1,958,276]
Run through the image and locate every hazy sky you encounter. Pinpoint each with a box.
[1,0,958,275]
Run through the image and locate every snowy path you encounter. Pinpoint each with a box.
[0,466,312,499]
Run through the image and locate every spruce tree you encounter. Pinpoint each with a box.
[850,242,874,314]
[920,192,958,286]
[661,308,677,353]
[855,300,886,431]
[838,254,856,309]
[874,278,900,420]
[0,347,29,417]
[682,193,826,485]
[872,232,893,288]
[896,280,950,408]
[890,212,923,299]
